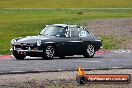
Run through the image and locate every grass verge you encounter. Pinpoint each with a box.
[0,8,132,54]
[0,0,132,8]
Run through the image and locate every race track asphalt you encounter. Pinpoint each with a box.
[0,50,132,74]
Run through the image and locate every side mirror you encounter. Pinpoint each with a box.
[38,33,42,36]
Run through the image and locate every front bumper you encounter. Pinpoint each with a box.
[10,43,44,53]
[10,48,43,53]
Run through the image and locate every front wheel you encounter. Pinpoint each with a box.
[83,44,95,58]
[42,44,55,60]
[13,51,26,60]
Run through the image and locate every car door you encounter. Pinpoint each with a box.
[78,27,94,51]
[65,26,83,55]
[57,26,84,56]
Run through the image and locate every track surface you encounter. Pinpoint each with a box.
[0,50,132,73]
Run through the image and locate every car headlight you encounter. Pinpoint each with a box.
[37,40,41,46]
[11,39,17,44]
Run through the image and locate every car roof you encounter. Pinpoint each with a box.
[47,24,78,27]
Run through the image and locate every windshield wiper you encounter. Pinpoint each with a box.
[39,34,59,37]
[50,34,60,37]
[50,34,56,36]
[39,34,49,36]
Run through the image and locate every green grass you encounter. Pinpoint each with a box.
[0,0,132,8]
[0,8,132,54]
[100,35,119,50]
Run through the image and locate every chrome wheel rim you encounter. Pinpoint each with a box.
[87,45,94,56]
[45,46,55,58]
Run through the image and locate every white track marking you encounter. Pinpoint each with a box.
[111,50,132,53]
[88,61,102,63]
[111,67,124,69]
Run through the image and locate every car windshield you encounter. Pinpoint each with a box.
[39,26,66,37]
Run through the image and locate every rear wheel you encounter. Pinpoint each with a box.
[83,44,95,58]
[13,51,26,60]
[42,44,55,60]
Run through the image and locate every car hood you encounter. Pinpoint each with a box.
[16,36,49,44]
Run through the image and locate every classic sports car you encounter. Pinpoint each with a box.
[10,24,102,60]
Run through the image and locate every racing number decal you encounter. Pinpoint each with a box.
[79,31,86,37]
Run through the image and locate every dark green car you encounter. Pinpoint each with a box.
[10,24,102,60]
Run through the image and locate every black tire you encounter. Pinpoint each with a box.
[76,76,87,85]
[42,44,55,60]
[59,55,65,59]
[13,51,26,60]
[83,44,95,58]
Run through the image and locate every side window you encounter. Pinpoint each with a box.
[69,27,79,37]
[79,27,91,37]
[55,26,66,37]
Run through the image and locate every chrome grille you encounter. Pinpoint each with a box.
[14,43,34,50]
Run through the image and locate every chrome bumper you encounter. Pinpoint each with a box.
[10,48,43,53]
